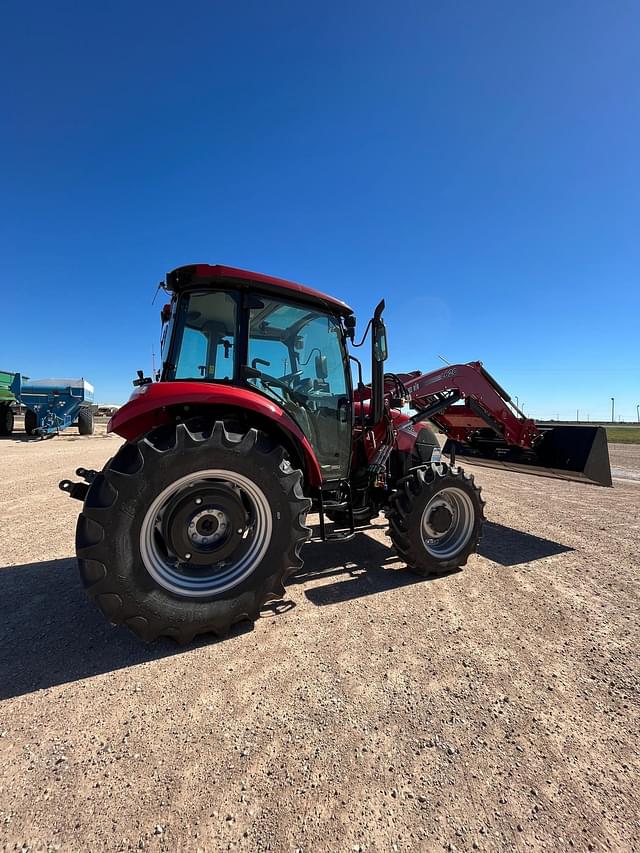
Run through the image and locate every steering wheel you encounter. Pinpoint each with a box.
[256,371,306,406]
[279,370,303,384]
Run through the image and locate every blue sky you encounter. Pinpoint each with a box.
[2,1,638,420]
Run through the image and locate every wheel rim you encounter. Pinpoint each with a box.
[140,469,273,597]
[419,486,475,559]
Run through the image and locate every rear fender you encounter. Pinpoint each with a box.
[108,382,323,486]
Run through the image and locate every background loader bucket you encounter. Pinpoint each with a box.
[443,425,612,487]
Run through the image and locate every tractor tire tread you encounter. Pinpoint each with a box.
[76,419,311,643]
[388,462,485,577]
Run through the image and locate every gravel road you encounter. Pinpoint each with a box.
[0,430,638,852]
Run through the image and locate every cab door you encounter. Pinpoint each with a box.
[246,300,352,484]
[294,314,352,482]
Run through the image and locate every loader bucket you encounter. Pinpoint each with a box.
[443,425,612,487]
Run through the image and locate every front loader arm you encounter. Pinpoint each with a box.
[390,361,538,449]
[386,361,611,487]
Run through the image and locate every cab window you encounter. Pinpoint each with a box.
[171,291,236,381]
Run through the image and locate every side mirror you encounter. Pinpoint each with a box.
[315,354,328,379]
[374,322,388,362]
[133,369,152,387]
[343,315,356,341]
[161,303,172,324]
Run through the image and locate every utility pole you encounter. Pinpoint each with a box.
[611,397,615,423]
[637,403,639,424]
[576,409,579,422]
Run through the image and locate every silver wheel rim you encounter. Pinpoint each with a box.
[419,486,475,559]
[140,469,272,598]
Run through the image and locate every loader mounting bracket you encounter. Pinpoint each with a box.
[59,479,89,501]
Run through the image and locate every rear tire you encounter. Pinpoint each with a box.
[75,419,311,643]
[0,404,14,436]
[388,463,485,576]
[78,407,94,435]
[24,408,37,436]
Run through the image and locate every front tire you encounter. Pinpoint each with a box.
[388,463,485,576]
[75,419,311,643]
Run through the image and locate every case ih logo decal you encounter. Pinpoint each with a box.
[406,367,457,395]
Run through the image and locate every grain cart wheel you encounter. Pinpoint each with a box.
[78,407,94,435]
[75,419,311,643]
[0,404,14,436]
[388,463,485,576]
[24,409,37,435]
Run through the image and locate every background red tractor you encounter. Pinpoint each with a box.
[61,264,611,643]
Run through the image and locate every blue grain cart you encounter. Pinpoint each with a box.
[14,375,95,437]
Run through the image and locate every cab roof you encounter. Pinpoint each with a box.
[166,264,353,316]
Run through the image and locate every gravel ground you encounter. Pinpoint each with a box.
[610,443,640,482]
[0,429,638,852]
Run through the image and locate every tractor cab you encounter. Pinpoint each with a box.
[159,265,362,481]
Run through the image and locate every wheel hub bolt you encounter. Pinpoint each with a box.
[184,553,192,560]
[195,497,202,505]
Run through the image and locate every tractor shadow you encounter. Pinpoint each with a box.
[295,526,428,608]
[0,558,201,701]
[293,519,574,607]
[0,523,571,700]
[478,521,573,566]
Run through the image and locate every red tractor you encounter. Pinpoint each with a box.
[60,264,611,643]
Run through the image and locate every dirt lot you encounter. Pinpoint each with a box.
[0,428,638,852]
